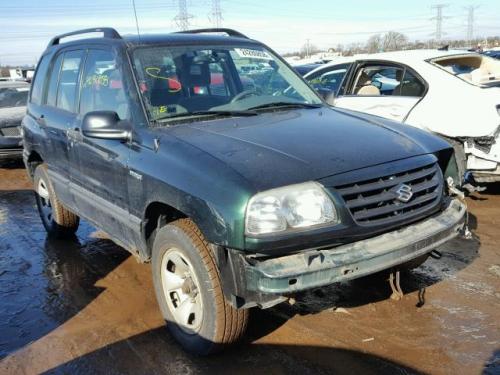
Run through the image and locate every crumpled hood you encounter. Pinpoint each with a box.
[167,107,451,190]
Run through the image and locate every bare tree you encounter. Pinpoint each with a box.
[366,34,382,53]
[382,31,408,51]
[300,41,320,58]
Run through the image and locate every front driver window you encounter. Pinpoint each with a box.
[80,49,129,120]
[307,64,350,95]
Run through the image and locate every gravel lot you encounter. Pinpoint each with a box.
[0,160,498,375]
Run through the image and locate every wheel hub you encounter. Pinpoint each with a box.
[160,249,203,334]
[37,179,53,223]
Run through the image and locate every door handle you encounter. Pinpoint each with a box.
[37,114,46,126]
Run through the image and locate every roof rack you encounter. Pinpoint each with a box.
[175,28,249,39]
[48,27,121,47]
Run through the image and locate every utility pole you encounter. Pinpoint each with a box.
[306,39,311,58]
[210,0,223,28]
[174,0,192,31]
[431,3,448,42]
[465,5,480,46]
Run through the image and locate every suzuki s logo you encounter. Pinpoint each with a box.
[393,184,413,203]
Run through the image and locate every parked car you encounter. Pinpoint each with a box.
[23,28,467,355]
[304,49,500,184]
[0,81,29,160]
[482,50,500,60]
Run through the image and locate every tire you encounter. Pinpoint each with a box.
[151,218,248,355]
[34,164,79,237]
[401,253,430,271]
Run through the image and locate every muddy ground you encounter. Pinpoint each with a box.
[0,160,498,375]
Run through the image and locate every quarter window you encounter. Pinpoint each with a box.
[56,50,84,113]
[80,49,129,120]
[397,70,425,97]
[30,54,51,105]
[46,53,63,107]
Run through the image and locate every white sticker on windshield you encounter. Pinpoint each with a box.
[234,48,272,60]
[15,88,30,92]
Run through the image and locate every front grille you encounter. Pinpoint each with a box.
[335,162,443,226]
[0,126,21,137]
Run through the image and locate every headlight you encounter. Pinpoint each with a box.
[245,181,338,236]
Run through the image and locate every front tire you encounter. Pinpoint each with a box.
[151,219,248,355]
[34,164,79,237]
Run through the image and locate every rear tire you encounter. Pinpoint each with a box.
[151,218,248,355]
[34,164,79,237]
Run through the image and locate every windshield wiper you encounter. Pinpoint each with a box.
[247,102,322,111]
[156,110,257,122]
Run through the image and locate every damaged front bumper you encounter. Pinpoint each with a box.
[464,132,500,183]
[233,198,466,301]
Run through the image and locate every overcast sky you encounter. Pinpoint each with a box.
[1,0,499,65]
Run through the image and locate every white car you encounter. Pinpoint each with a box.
[304,49,500,183]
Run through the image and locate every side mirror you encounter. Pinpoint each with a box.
[82,111,131,141]
[317,88,336,106]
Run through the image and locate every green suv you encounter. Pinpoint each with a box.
[22,28,467,354]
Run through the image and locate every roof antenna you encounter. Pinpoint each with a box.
[132,0,141,42]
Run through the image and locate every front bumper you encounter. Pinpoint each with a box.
[244,198,466,294]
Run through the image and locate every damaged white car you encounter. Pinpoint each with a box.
[305,49,500,183]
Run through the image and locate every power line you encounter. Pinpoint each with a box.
[431,3,449,41]
[173,0,193,31]
[210,0,223,28]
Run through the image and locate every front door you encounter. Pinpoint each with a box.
[71,48,134,246]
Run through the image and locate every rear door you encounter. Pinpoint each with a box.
[334,62,426,121]
[71,47,134,245]
[42,49,85,205]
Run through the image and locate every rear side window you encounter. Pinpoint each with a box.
[46,53,64,107]
[80,49,129,120]
[352,65,404,96]
[30,54,51,105]
[56,50,84,113]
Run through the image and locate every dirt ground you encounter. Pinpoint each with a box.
[0,160,498,375]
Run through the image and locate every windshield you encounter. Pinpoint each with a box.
[431,54,500,87]
[131,44,322,121]
[0,85,29,108]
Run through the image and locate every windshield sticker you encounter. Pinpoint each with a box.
[83,74,109,88]
[145,67,182,92]
[234,48,272,60]
[15,87,30,92]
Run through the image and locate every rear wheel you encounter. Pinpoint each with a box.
[151,218,248,355]
[34,164,79,237]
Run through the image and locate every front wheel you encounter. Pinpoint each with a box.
[151,219,248,355]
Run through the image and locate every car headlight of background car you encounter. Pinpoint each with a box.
[245,181,338,236]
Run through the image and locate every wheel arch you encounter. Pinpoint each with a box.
[143,201,188,257]
[26,150,44,178]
